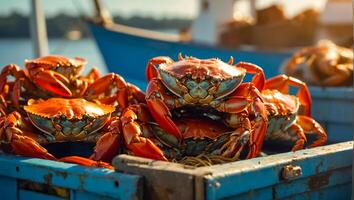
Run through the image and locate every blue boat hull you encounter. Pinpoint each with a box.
[88,23,292,89]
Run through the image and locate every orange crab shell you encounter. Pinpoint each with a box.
[25,55,87,70]
[25,55,87,82]
[175,118,233,139]
[261,89,300,116]
[160,57,246,80]
[23,98,115,141]
[24,98,115,119]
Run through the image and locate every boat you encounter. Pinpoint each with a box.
[88,22,291,89]
[87,0,292,89]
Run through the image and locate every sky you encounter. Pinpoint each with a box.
[1,0,326,19]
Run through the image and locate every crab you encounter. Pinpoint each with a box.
[120,103,253,164]
[142,54,268,159]
[0,55,144,114]
[284,40,353,86]
[0,55,97,108]
[0,55,147,168]
[261,75,327,150]
[0,98,118,168]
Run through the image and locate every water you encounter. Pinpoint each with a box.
[0,28,179,74]
[0,38,108,74]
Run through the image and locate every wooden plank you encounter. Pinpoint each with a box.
[0,155,142,199]
[19,189,62,200]
[73,191,113,200]
[114,142,353,200]
[233,182,352,200]
[113,155,211,200]
[204,141,353,200]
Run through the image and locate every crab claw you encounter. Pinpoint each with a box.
[59,156,113,169]
[264,74,312,116]
[85,73,128,109]
[0,112,56,160]
[90,117,122,163]
[146,56,174,81]
[121,104,167,161]
[32,70,72,97]
[0,64,35,108]
[127,83,146,103]
[236,62,266,91]
[146,79,182,140]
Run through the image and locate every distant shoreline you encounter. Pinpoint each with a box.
[0,12,191,39]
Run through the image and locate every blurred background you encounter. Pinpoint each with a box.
[0,0,352,74]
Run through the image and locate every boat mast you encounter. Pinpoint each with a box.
[30,0,49,57]
[93,0,113,25]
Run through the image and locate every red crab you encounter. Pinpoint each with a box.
[142,54,268,159]
[0,55,97,108]
[0,98,118,168]
[0,55,147,168]
[261,75,327,150]
[119,103,246,162]
[0,55,144,114]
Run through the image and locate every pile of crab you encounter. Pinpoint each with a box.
[0,54,327,169]
[283,40,353,87]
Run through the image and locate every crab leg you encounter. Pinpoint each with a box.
[286,123,307,151]
[85,73,128,109]
[146,56,173,81]
[127,83,146,104]
[146,79,182,139]
[59,156,113,169]
[320,64,352,86]
[0,64,36,108]
[31,69,73,97]
[121,104,167,161]
[219,83,268,159]
[296,115,327,148]
[235,62,266,91]
[89,117,122,163]
[264,74,312,116]
[219,116,252,159]
[0,112,56,160]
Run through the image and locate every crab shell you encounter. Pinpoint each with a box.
[23,98,115,142]
[25,55,87,80]
[262,89,299,134]
[149,117,235,158]
[158,57,246,103]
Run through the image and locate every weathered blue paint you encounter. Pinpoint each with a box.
[204,141,353,200]
[87,23,292,90]
[0,155,142,199]
[0,175,17,199]
[310,87,353,143]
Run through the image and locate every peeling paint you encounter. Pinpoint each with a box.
[43,173,53,185]
[55,171,68,179]
[308,172,331,191]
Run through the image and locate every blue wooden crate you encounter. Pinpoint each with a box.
[310,87,353,143]
[0,155,142,200]
[114,141,353,200]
